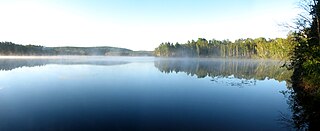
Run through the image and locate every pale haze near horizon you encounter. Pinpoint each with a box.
[0,0,299,51]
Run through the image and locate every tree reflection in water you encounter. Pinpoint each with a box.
[154,58,291,82]
[0,58,130,71]
[155,58,320,130]
[1,57,318,130]
[210,75,257,88]
[279,80,320,130]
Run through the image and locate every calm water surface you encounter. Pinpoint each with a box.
[0,57,292,131]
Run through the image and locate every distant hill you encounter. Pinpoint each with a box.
[0,42,153,56]
[48,46,132,56]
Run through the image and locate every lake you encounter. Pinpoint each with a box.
[0,56,293,131]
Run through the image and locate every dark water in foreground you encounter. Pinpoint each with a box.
[0,57,293,131]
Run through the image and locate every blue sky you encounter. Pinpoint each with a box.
[0,0,299,50]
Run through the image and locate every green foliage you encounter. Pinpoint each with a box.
[0,41,47,55]
[287,0,320,91]
[154,37,294,59]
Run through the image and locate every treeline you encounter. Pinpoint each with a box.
[154,35,295,59]
[0,42,153,56]
[0,42,48,55]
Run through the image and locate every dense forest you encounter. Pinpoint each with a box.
[154,36,295,59]
[0,42,153,56]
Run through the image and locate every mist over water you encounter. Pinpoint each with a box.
[0,56,293,131]
[0,56,154,71]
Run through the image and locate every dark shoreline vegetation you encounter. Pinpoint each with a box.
[0,41,153,56]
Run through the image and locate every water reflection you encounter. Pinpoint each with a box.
[210,76,257,88]
[0,58,292,88]
[154,58,320,130]
[0,58,131,71]
[0,57,293,83]
[0,59,47,71]
[154,58,292,82]
[279,82,320,130]
[0,57,312,130]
